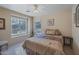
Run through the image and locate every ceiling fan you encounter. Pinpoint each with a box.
[26,4,39,13]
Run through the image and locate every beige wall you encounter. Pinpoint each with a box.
[34,9,72,37]
[0,7,33,46]
[72,4,79,54]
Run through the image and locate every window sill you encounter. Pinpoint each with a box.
[11,33,27,38]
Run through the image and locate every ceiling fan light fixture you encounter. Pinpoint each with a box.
[26,4,40,13]
[33,4,39,13]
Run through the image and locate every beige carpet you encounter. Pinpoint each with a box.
[1,43,26,55]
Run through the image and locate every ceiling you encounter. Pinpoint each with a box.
[0,4,73,16]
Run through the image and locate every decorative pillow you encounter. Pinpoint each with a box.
[34,32,45,38]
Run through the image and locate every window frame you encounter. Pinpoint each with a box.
[11,15,28,38]
[35,21,41,33]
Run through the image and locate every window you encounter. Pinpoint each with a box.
[11,16,27,37]
[35,21,41,33]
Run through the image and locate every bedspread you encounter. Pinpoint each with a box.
[23,37,64,55]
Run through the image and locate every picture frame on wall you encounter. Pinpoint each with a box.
[75,4,79,27]
[47,19,54,26]
[0,18,5,29]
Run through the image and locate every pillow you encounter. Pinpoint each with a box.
[45,29,61,35]
[34,32,45,38]
[55,29,61,35]
[46,29,55,35]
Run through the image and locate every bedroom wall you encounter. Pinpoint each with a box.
[72,4,79,54]
[0,7,33,46]
[34,9,72,37]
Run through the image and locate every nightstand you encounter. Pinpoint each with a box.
[63,36,73,48]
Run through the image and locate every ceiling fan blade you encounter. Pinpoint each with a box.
[26,10,30,12]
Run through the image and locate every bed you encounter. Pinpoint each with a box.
[23,29,64,55]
